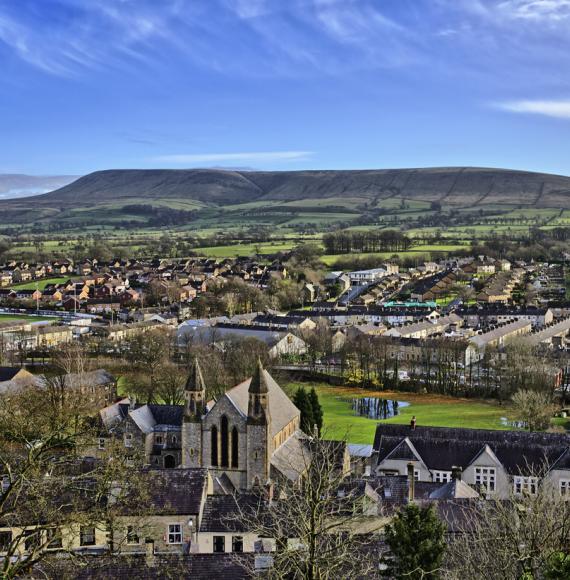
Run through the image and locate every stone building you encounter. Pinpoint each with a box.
[99,360,301,492]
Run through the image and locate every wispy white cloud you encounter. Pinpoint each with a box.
[495,99,570,119]
[498,0,570,21]
[152,151,314,164]
[0,0,185,76]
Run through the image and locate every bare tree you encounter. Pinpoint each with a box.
[232,434,381,579]
[444,477,570,580]
[0,386,148,578]
[511,389,557,431]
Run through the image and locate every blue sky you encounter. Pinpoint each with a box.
[1,0,570,176]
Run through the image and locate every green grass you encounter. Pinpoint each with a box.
[0,314,56,322]
[10,277,74,290]
[289,384,520,444]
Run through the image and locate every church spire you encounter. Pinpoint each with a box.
[185,359,206,393]
[248,359,270,424]
[249,358,269,395]
[184,359,206,421]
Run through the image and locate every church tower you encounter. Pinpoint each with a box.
[181,359,206,468]
[246,359,272,488]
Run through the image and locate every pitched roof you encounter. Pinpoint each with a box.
[223,369,299,439]
[199,494,266,532]
[374,424,570,475]
[122,468,208,516]
[429,479,479,500]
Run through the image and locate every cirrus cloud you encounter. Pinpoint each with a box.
[496,99,570,119]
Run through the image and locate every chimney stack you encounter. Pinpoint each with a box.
[145,539,156,567]
[407,462,415,502]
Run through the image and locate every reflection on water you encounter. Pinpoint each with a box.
[342,397,410,420]
[500,417,527,429]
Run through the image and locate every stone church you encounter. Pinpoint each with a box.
[99,360,303,492]
[182,359,301,491]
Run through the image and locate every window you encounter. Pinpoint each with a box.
[125,455,134,467]
[433,471,452,483]
[1,476,9,493]
[46,527,62,550]
[211,427,218,466]
[124,433,133,448]
[0,531,12,552]
[80,526,96,546]
[221,416,229,468]
[213,535,226,553]
[560,479,570,496]
[232,536,243,553]
[414,469,420,481]
[155,435,163,445]
[126,526,139,545]
[231,426,239,468]
[514,476,537,495]
[474,467,496,492]
[167,524,183,544]
[24,529,40,552]
[98,438,106,450]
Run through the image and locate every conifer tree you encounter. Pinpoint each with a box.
[383,503,446,579]
[293,387,315,434]
[308,387,323,435]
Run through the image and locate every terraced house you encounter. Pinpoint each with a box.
[373,424,570,499]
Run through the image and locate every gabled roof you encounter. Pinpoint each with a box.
[222,369,299,439]
[121,468,208,516]
[374,424,570,475]
[429,479,479,500]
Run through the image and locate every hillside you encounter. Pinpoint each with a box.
[1,167,569,232]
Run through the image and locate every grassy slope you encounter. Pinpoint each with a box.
[286,383,519,444]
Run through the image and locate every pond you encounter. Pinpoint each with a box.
[340,397,410,420]
[500,417,527,429]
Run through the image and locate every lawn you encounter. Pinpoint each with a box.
[0,313,56,323]
[10,277,74,290]
[287,383,519,444]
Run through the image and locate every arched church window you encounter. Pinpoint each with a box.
[221,416,229,468]
[231,426,238,468]
[211,426,218,466]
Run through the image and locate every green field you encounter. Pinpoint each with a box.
[0,313,57,323]
[10,277,74,290]
[289,384,521,444]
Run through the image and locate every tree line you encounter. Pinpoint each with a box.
[322,229,413,254]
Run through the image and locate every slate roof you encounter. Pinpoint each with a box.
[121,468,208,516]
[224,370,299,439]
[199,494,266,533]
[374,425,570,476]
[0,367,23,382]
[429,479,479,500]
[37,553,253,579]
